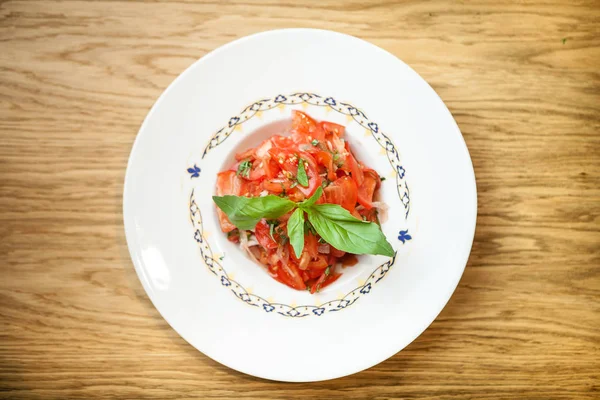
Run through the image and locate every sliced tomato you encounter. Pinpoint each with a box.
[270,135,295,149]
[262,158,281,180]
[341,142,364,186]
[320,121,345,137]
[286,187,305,202]
[310,271,328,294]
[305,234,319,258]
[255,139,273,158]
[216,170,242,195]
[320,273,341,290]
[324,176,357,212]
[262,178,294,194]
[292,110,325,142]
[215,171,241,232]
[308,255,328,269]
[235,147,255,161]
[306,264,327,279]
[279,260,306,290]
[248,161,266,181]
[357,169,380,209]
[314,151,337,181]
[254,220,278,250]
[359,207,378,223]
[269,148,322,197]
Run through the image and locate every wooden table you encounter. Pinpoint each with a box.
[1,1,598,398]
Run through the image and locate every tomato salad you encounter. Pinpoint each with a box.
[215,111,389,293]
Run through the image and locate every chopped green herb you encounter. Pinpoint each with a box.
[325,266,331,276]
[311,139,319,146]
[267,219,279,241]
[227,229,239,238]
[290,181,298,188]
[219,255,224,261]
[380,176,386,181]
[297,159,309,187]
[236,160,252,178]
[562,38,567,44]
[332,152,344,167]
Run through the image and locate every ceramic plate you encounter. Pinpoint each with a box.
[124,29,476,382]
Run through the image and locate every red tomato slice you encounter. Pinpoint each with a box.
[262,178,294,194]
[320,273,341,290]
[269,148,322,197]
[292,110,325,142]
[254,220,278,250]
[215,171,240,232]
[342,142,364,186]
[308,255,328,269]
[315,151,337,181]
[279,260,306,290]
[270,135,295,149]
[324,176,357,212]
[235,147,255,161]
[357,169,381,209]
[306,263,327,279]
[320,121,345,137]
[304,233,319,258]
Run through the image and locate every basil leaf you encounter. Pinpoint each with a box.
[297,159,309,187]
[306,204,394,257]
[212,195,296,230]
[288,208,305,258]
[237,160,252,178]
[299,186,323,209]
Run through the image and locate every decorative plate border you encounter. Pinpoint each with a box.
[202,92,410,218]
[188,93,411,318]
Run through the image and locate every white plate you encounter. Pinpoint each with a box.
[124,29,476,382]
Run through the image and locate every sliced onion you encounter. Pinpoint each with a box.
[298,252,311,270]
[276,245,289,267]
[372,201,389,223]
[239,229,248,247]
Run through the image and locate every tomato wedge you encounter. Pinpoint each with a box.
[324,176,358,212]
[254,220,278,250]
[279,260,306,290]
[269,148,322,197]
[357,168,381,209]
[320,121,345,137]
[315,151,337,181]
[262,178,294,194]
[341,142,364,186]
[292,110,325,142]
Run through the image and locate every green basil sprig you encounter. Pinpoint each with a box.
[212,187,394,257]
[296,159,309,187]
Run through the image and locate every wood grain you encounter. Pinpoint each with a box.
[1,0,599,398]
